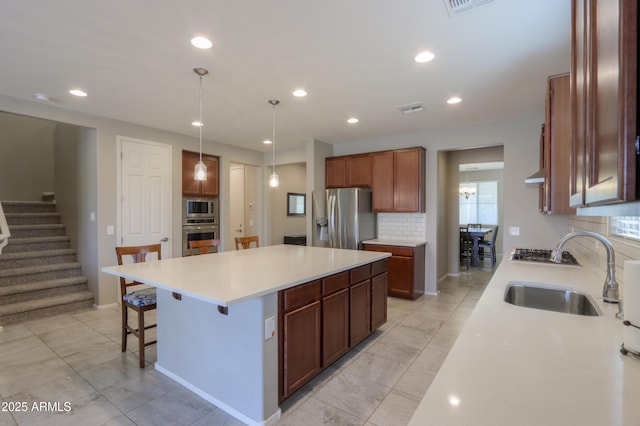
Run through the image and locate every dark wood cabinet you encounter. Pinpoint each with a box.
[349,279,371,347]
[279,280,322,400]
[570,0,638,207]
[325,157,347,188]
[325,154,371,188]
[540,74,575,215]
[321,271,350,367]
[371,268,388,330]
[370,151,395,211]
[281,301,321,399]
[364,244,425,300]
[182,150,220,197]
[371,147,426,212]
[278,261,387,402]
[322,288,349,367]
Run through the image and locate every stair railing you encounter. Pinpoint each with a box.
[0,202,10,254]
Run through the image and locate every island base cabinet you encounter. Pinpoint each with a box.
[350,280,371,346]
[371,272,388,330]
[280,301,321,400]
[322,288,350,367]
[278,260,388,403]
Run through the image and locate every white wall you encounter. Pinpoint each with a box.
[53,123,99,298]
[332,113,571,294]
[0,112,56,200]
[268,163,307,245]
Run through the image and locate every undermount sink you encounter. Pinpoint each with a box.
[504,281,602,317]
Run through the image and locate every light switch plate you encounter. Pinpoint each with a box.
[508,226,520,236]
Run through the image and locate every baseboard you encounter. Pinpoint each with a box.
[93,302,119,310]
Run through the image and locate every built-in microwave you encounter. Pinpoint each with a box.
[183,197,217,224]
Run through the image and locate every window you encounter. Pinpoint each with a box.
[460,181,498,225]
[609,216,640,241]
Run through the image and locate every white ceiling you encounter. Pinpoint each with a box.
[0,0,571,152]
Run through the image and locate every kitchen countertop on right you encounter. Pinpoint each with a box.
[409,255,640,426]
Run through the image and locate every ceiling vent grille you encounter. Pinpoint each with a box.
[397,103,423,114]
[443,0,494,16]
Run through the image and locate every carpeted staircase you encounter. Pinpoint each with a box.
[0,201,94,326]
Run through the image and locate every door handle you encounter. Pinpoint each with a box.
[160,237,169,242]
[234,229,242,232]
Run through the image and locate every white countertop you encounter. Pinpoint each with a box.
[409,256,640,425]
[102,245,389,307]
[363,238,427,247]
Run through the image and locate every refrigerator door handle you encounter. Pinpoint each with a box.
[328,194,336,248]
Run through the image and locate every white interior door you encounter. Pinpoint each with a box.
[118,136,172,257]
[229,164,245,249]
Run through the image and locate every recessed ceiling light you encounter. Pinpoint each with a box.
[347,117,359,124]
[414,51,435,63]
[263,139,272,145]
[33,93,50,101]
[292,89,307,97]
[191,36,212,49]
[447,97,462,104]
[192,121,203,127]
[69,89,87,97]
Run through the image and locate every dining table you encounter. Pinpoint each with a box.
[461,226,493,266]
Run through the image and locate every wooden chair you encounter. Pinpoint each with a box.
[478,225,499,266]
[459,227,473,270]
[188,239,221,255]
[235,235,259,250]
[115,244,161,368]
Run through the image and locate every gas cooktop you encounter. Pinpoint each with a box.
[509,248,580,266]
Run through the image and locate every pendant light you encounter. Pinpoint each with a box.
[459,167,475,199]
[268,99,280,188]
[193,67,208,181]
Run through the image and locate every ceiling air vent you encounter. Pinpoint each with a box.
[397,103,423,114]
[443,0,494,16]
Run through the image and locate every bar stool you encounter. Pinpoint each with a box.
[115,244,161,368]
[235,236,259,250]
[188,239,221,255]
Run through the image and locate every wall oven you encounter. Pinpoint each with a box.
[183,198,217,225]
[183,197,218,256]
[182,224,219,256]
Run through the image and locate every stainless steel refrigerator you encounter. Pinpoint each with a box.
[316,188,376,250]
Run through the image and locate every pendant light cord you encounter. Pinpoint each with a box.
[199,74,203,163]
[272,103,276,175]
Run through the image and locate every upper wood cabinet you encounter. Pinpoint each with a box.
[570,0,638,207]
[371,147,426,212]
[182,150,220,198]
[325,154,371,188]
[540,74,576,215]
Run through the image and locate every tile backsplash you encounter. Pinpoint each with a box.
[567,216,640,290]
[377,213,427,241]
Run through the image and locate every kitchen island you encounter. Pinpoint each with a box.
[102,244,389,426]
[409,253,640,425]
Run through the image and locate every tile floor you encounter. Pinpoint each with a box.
[0,265,495,426]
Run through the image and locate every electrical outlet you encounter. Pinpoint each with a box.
[265,317,276,340]
[509,226,520,236]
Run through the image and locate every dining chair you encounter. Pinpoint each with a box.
[459,227,473,270]
[188,239,221,255]
[478,225,499,266]
[235,235,259,250]
[115,244,161,368]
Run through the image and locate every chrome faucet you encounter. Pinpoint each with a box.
[550,231,619,303]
